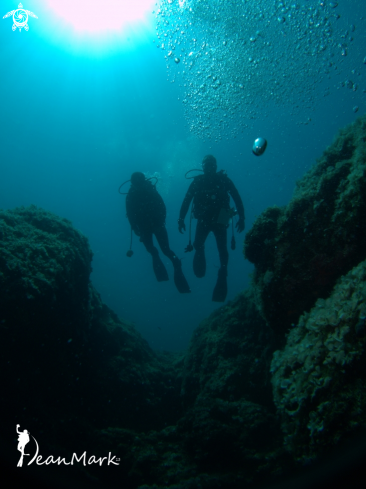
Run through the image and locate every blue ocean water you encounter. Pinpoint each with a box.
[1,0,365,351]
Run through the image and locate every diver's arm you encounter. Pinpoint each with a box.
[178,182,195,233]
[179,182,195,221]
[126,195,139,233]
[227,179,245,220]
[227,178,245,232]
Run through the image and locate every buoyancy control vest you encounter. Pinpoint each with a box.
[192,171,231,224]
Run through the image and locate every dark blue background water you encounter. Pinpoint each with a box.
[1,0,365,351]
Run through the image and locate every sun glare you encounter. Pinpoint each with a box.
[46,0,155,34]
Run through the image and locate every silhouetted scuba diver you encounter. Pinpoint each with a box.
[124,172,190,294]
[178,155,245,302]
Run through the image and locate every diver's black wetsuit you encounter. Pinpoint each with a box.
[126,179,190,293]
[127,181,172,260]
[179,170,244,300]
[192,221,228,277]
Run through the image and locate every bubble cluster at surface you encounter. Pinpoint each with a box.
[154,0,365,140]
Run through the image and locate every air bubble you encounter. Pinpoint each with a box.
[345,80,353,89]
[155,0,363,140]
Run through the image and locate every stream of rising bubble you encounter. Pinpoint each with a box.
[154,0,365,140]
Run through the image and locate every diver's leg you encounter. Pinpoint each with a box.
[193,221,210,278]
[214,224,229,269]
[141,230,169,282]
[212,225,228,302]
[154,225,176,261]
[154,226,190,293]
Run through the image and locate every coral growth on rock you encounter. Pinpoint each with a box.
[244,115,366,337]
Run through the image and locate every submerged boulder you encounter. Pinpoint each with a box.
[244,115,366,337]
[0,204,92,324]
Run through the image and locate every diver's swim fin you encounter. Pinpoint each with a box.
[152,254,169,282]
[212,267,227,302]
[173,258,191,293]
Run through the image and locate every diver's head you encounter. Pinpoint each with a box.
[202,155,217,174]
[130,172,146,187]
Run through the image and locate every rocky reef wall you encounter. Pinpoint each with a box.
[271,259,366,463]
[0,206,182,479]
[244,115,366,337]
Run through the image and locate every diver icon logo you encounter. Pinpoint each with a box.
[16,424,32,467]
[2,3,38,32]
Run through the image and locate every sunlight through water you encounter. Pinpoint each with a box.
[46,0,155,33]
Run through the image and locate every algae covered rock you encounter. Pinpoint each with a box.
[244,115,366,337]
[270,259,366,463]
[176,291,285,482]
[0,205,182,467]
[91,292,287,488]
[181,289,275,408]
[0,205,92,322]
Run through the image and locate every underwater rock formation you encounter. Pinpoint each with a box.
[180,289,274,409]
[270,259,366,463]
[0,204,92,322]
[0,206,181,468]
[0,205,287,487]
[177,291,283,480]
[93,291,287,488]
[244,115,366,337]
[2,150,366,489]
